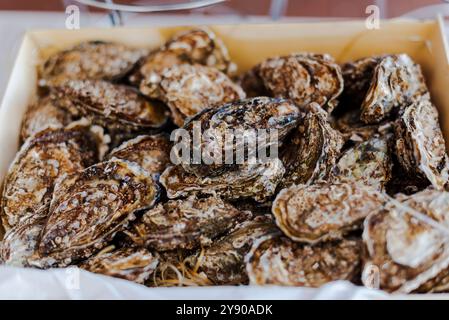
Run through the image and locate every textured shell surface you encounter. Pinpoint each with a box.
[20,97,73,142]
[125,195,251,251]
[141,64,246,127]
[257,53,344,112]
[80,246,159,284]
[107,134,172,177]
[281,103,344,189]
[330,135,392,191]
[1,126,99,231]
[178,97,300,177]
[132,28,235,86]
[362,188,449,293]
[160,158,285,203]
[187,215,279,285]
[245,235,361,287]
[51,79,168,131]
[361,54,428,123]
[40,41,147,86]
[394,95,449,191]
[31,159,159,267]
[272,183,384,243]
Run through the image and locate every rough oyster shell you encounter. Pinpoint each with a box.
[245,235,361,286]
[40,41,147,86]
[131,28,235,86]
[30,159,159,267]
[361,54,428,123]
[125,195,251,251]
[330,135,392,191]
[256,53,344,112]
[272,183,384,243]
[362,188,449,293]
[281,103,344,188]
[160,158,285,203]
[178,97,300,178]
[1,126,99,231]
[141,64,246,127]
[393,96,449,191]
[79,246,159,284]
[51,79,169,132]
[20,97,72,142]
[106,134,172,177]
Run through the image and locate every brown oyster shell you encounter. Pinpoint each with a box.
[30,159,159,268]
[272,183,384,244]
[141,64,245,127]
[246,235,361,287]
[160,158,285,203]
[362,188,449,293]
[281,103,344,189]
[256,53,344,112]
[40,41,147,86]
[106,134,172,177]
[125,195,251,251]
[178,97,300,178]
[79,246,159,284]
[51,79,169,132]
[361,54,428,123]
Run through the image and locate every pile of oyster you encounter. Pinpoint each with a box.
[1,28,449,294]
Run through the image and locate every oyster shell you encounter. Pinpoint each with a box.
[256,53,344,112]
[40,41,146,86]
[361,54,428,123]
[238,66,268,98]
[160,158,285,203]
[106,134,172,177]
[330,135,392,191]
[281,103,344,188]
[186,215,279,285]
[178,97,300,177]
[20,97,72,142]
[246,235,361,286]
[131,28,235,85]
[363,188,449,293]
[272,183,384,243]
[0,126,99,231]
[79,246,159,284]
[394,95,449,191]
[51,79,169,132]
[31,159,159,267]
[141,64,246,127]
[125,195,251,251]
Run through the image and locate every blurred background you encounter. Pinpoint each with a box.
[0,0,448,98]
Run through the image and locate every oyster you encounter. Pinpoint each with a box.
[361,54,428,123]
[79,246,159,284]
[330,135,392,191]
[51,79,168,132]
[394,96,449,191]
[256,53,344,112]
[186,215,279,285]
[131,28,235,85]
[40,41,146,86]
[125,195,251,251]
[20,97,72,142]
[31,158,159,267]
[0,126,99,231]
[106,134,172,177]
[178,97,300,177]
[141,64,246,127]
[160,158,285,203]
[281,103,344,188]
[238,66,268,98]
[272,183,384,244]
[363,188,449,293]
[246,235,361,286]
